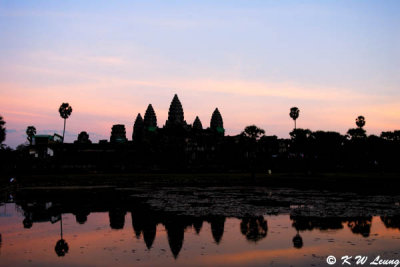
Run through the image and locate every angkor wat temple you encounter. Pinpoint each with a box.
[110,94,225,144]
[2,94,400,174]
[101,94,245,172]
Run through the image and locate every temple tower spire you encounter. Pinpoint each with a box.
[143,104,157,132]
[193,116,203,130]
[166,94,186,127]
[210,108,224,134]
[132,113,144,140]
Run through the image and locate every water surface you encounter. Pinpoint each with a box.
[1,186,400,266]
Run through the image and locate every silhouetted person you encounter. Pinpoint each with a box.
[109,209,126,230]
[240,216,268,242]
[292,232,303,249]
[208,216,226,244]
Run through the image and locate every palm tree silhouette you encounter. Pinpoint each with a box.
[58,103,73,143]
[290,107,300,129]
[26,126,36,145]
[55,214,69,257]
[356,115,365,128]
[292,231,303,249]
[0,115,6,146]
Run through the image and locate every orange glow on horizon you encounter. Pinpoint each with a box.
[1,76,399,147]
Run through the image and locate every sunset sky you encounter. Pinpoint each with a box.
[1,0,399,147]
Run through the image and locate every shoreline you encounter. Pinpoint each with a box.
[2,172,400,192]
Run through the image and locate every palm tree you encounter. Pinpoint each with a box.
[58,103,73,143]
[55,214,69,257]
[290,107,300,129]
[0,115,5,146]
[292,231,303,249]
[356,115,365,128]
[26,126,36,145]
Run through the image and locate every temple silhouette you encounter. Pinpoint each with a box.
[12,186,400,258]
[110,94,224,144]
[1,93,400,175]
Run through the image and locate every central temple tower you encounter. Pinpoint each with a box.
[165,94,186,127]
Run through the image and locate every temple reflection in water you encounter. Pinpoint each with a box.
[8,186,400,259]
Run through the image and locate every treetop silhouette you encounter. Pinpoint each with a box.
[58,103,73,143]
[26,126,36,145]
[290,107,300,129]
[242,125,265,140]
[356,115,366,128]
[0,115,5,146]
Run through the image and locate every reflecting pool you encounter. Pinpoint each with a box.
[1,186,400,266]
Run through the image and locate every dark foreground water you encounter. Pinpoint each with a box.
[1,186,400,266]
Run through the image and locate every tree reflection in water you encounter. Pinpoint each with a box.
[240,216,268,242]
[290,215,373,238]
[11,186,400,260]
[73,209,90,225]
[291,216,344,231]
[54,214,69,257]
[292,232,303,249]
[380,216,400,231]
[347,217,372,238]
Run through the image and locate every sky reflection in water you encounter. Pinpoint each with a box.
[1,187,400,266]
